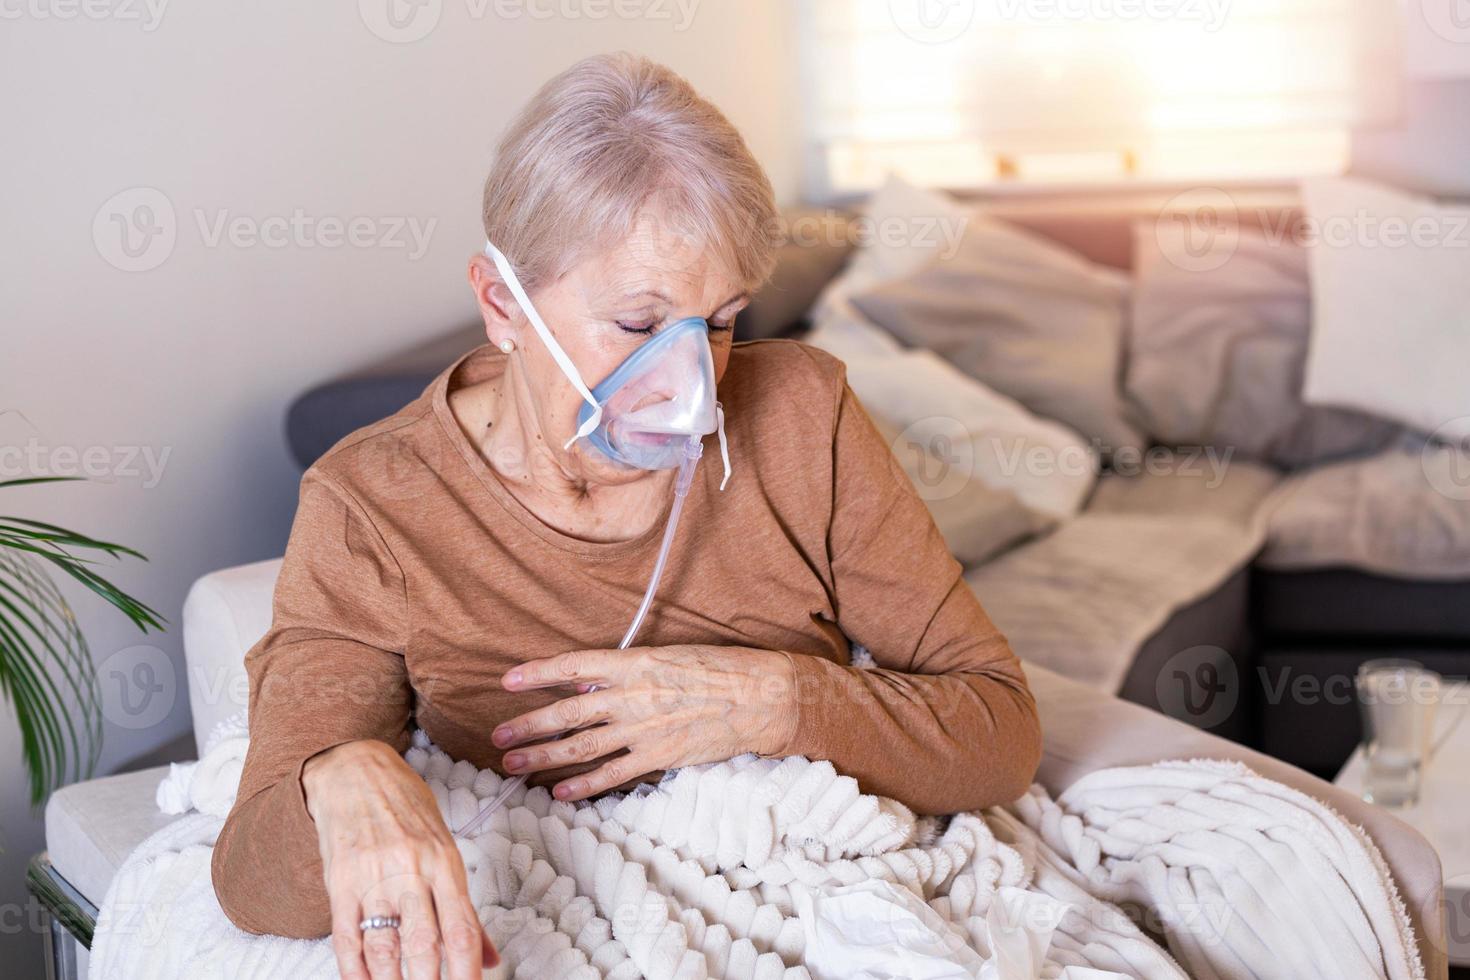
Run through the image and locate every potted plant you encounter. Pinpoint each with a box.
[0,477,164,806]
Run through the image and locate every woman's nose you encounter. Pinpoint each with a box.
[628,387,679,415]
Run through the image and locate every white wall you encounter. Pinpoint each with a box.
[1351,79,1470,197]
[0,2,800,970]
[1349,0,1470,197]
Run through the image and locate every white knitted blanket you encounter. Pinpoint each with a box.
[90,716,1423,980]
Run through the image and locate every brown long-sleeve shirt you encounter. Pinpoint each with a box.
[212,339,1040,938]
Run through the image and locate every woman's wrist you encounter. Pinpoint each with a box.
[750,651,800,757]
[301,739,395,821]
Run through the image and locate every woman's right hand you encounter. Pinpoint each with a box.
[302,739,499,980]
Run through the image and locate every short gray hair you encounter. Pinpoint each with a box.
[482,53,778,294]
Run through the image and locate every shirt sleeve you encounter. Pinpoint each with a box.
[773,379,1042,814]
[211,470,414,938]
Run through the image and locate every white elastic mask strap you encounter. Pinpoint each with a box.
[484,240,602,450]
[715,403,731,491]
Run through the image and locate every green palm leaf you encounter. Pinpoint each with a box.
[0,478,163,807]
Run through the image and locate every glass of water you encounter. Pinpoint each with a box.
[1355,659,1443,808]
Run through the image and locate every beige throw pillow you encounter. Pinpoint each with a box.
[868,411,1057,568]
[849,217,1143,457]
[1128,222,1400,469]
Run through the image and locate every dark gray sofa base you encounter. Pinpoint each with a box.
[1118,568,1254,745]
[1257,568,1470,640]
[1126,565,1470,777]
[1255,646,1470,777]
[1254,568,1470,776]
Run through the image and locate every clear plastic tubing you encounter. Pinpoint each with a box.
[455,435,705,837]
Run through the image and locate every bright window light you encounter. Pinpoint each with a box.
[801,0,1401,194]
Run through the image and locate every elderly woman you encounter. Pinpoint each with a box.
[212,53,1040,980]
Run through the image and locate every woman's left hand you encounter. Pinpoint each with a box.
[491,645,797,802]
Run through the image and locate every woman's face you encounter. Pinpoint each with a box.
[473,212,749,487]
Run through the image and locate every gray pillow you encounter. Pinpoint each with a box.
[1128,223,1400,469]
[738,209,855,341]
[850,217,1143,457]
[1259,434,1470,580]
[869,411,1056,567]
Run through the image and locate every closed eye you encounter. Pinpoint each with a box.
[617,318,734,335]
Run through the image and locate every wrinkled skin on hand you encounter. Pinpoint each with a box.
[492,644,799,801]
[303,740,500,980]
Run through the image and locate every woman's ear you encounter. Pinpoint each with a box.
[467,253,521,347]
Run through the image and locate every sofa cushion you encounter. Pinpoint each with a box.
[1088,450,1281,525]
[867,410,1056,567]
[966,512,1265,693]
[45,766,177,907]
[1128,223,1400,469]
[1259,434,1470,580]
[967,453,1277,695]
[808,309,1098,519]
[849,215,1144,457]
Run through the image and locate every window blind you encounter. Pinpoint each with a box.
[801,0,1403,193]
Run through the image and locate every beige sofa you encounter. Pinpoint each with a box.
[40,557,1450,977]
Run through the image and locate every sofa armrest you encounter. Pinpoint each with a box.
[1024,662,1449,980]
[182,558,282,755]
[44,766,178,911]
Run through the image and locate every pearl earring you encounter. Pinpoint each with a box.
[498,339,515,354]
